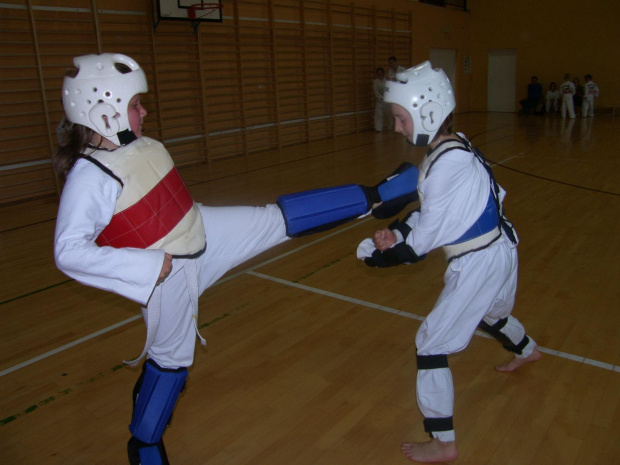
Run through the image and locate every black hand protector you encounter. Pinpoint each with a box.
[364,242,425,267]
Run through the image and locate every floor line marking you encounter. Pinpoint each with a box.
[6,212,616,376]
[0,218,373,377]
[0,315,141,378]
[246,270,619,373]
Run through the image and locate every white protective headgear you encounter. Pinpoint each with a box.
[383,61,455,146]
[62,53,147,146]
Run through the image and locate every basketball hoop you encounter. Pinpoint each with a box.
[188,2,222,20]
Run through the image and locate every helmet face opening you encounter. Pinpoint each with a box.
[62,53,148,146]
[384,61,455,146]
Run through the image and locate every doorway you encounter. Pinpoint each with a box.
[488,49,516,112]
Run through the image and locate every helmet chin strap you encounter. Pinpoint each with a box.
[414,134,429,146]
[117,129,138,146]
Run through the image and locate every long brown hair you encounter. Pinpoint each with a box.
[51,119,95,183]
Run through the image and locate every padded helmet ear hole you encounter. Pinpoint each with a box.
[89,102,119,136]
[420,101,443,132]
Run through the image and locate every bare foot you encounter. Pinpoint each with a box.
[495,348,542,372]
[401,438,458,463]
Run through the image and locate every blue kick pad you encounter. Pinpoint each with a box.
[277,184,370,237]
[129,361,188,444]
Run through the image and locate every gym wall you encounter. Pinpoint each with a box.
[5,0,614,206]
[1,0,423,204]
[467,0,619,113]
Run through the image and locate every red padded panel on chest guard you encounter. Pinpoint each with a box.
[96,167,193,249]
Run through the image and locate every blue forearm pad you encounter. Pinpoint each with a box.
[377,163,419,201]
[129,360,188,444]
[277,184,372,237]
[373,163,420,219]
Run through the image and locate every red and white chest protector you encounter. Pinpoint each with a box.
[93,137,205,256]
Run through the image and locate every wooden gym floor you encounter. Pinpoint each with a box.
[1,112,619,464]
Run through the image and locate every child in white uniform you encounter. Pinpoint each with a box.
[582,74,600,117]
[54,53,414,464]
[545,82,560,114]
[560,73,576,118]
[357,62,541,463]
[387,55,406,82]
[54,53,303,464]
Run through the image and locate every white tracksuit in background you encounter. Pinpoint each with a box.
[560,80,576,118]
[583,81,600,117]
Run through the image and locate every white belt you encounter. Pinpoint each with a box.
[442,226,501,262]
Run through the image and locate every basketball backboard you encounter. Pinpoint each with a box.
[156,0,223,23]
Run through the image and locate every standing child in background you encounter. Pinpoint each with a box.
[572,77,584,114]
[387,55,406,82]
[582,74,600,117]
[545,82,560,114]
[357,61,541,463]
[53,53,419,465]
[560,73,576,118]
[373,67,389,131]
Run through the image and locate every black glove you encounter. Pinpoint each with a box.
[364,242,425,267]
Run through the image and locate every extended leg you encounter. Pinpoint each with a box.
[127,360,188,465]
[277,184,373,237]
[276,163,419,236]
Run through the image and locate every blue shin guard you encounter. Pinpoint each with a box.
[128,360,187,464]
[277,184,372,237]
